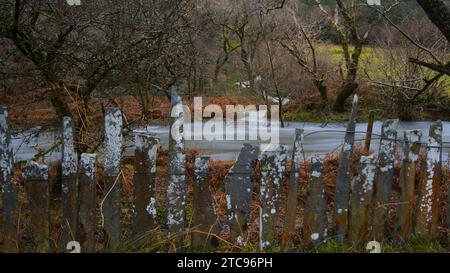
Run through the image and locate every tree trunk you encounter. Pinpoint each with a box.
[241,48,256,95]
[333,43,362,112]
[278,103,285,128]
[314,76,328,101]
[417,0,450,42]
[49,83,72,120]
[333,81,358,112]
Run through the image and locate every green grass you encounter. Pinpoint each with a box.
[284,109,384,123]
[316,44,450,86]
[284,110,350,123]
[304,238,444,253]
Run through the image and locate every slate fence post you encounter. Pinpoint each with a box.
[372,119,398,240]
[61,116,78,250]
[225,143,258,246]
[281,129,304,252]
[259,145,287,251]
[415,121,442,240]
[23,161,50,253]
[78,153,97,253]
[394,130,422,241]
[132,133,159,242]
[167,87,186,251]
[302,157,328,247]
[103,108,123,252]
[192,156,220,250]
[348,155,377,246]
[0,107,18,252]
[334,95,359,242]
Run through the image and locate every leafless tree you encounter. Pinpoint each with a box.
[278,2,329,102]
[314,0,399,112]
[0,0,198,152]
[365,17,448,120]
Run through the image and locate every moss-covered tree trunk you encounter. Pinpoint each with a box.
[333,43,362,112]
[333,81,358,112]
[314,76,328,102]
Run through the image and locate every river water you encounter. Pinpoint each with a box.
[10,116,450,165]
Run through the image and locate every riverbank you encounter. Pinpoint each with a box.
[3,93,449,130]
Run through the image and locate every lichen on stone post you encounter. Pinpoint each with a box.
[0,107,18,252]
[78,153,97,253]
[132,132,159,242]
[167,86,186,251]
[61,116,78,251]
[394,130,422,242]
[334,94,358,242]
[348,155,377,246]
[281,129,304,252]
[415,121,442,240]
[103,108,123,252]
[302,157,328,247]
[225,143,258,246]
[259,145,287,251]
[372,119,398,240]
[23,161,50,253]
[191,156,220,250]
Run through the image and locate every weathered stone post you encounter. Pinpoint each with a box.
[191,156,220,250]
[364,110,375,151]
[0,107,18,252]
[78,153,97,253]
[394,130,422,242]
[23,161,50,253]
[415,121,442,240]
[348,155,377,246]
[167,86,186,251]
[103,108,123,252]
[372,119,398,240]
[259,145,287,251]
[302,157,328,247]
[225,143,258,246]
[61,116,78,250]
[281,129,304,252]
[334,94,358,242]
[132,132,158,241]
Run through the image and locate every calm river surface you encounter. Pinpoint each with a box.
[11,118,450,165]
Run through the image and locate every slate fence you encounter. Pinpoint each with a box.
[0,91,449,253]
